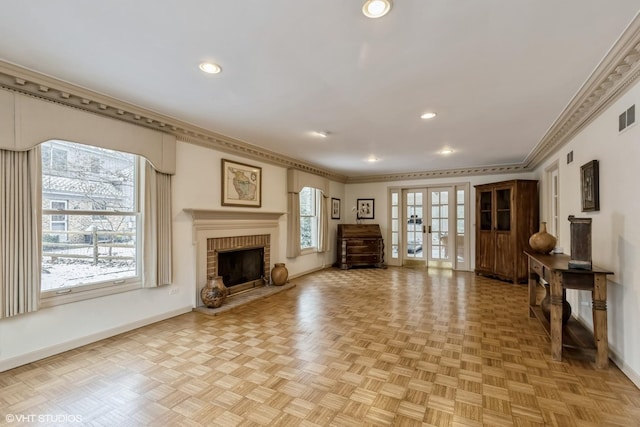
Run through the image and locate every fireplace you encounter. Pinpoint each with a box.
[218,247,264,288]
[206,234,270,295]
[185,209,284,306]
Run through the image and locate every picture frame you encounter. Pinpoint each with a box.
[356,198,375,220]
[580,160,599,212]
[331,198,341,220]
[221,159,262,207]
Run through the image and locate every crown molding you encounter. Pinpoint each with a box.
[0,61,349,183]
[2,11,640,186]
[345,164,529,184]
[525,13,640,168]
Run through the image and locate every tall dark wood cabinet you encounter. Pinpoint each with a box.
[335,224,385,269]
[475,180,538,283]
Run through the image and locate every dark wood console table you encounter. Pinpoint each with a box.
[525,251,613,368]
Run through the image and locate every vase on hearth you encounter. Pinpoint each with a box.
[200,275,228,308]
[271,263,288,286]
[529,222,557,254]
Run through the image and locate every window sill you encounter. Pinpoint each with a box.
[40,280,142,308]
[300,247,318,256]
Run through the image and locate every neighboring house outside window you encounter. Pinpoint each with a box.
[48,200,68,242]
[41,140,140,294]
[300,186,319,250]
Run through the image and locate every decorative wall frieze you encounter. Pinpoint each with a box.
[0,61,348,183]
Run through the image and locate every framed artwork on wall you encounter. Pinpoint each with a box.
[580,160,599,212]
[221,159,262,207]
[357,198,375,220]
[331,198,341,220]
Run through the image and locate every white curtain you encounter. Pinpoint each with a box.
[143,160,173,287]
[0,147,41,318]
[286,191,301,258]
[318,193,329,253]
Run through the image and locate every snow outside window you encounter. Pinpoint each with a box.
[41,140,140,293]
[300,186,319,250]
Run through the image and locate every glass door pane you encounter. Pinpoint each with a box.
[428,187,454,268]
[405,190,425,260]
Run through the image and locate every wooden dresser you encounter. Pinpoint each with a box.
[335,224,385,269]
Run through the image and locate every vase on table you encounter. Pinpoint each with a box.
[200,275,228,308]
[529,222,557,254]
[271,263,288,286]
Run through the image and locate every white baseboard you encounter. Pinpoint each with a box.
[0,306,192,373]
[289,265,329,280]
[609,349,640,389]
[573,315,640,389]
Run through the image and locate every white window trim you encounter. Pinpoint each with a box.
[299,187,320,251]
[545,160,560,243]
[40,142,143,307]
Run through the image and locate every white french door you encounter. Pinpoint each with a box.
[399,185,469,270]
[404,189,426,262]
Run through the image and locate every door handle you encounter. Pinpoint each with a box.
[424,225,431,233]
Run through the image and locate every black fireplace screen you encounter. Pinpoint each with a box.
[217,247,264,287]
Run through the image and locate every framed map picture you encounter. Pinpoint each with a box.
[221,159,262,207]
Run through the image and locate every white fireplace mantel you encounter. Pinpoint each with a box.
[184,209,285,243]
[184,209,285,222]
[185,208,285,295]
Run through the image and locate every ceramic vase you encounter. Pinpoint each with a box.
[529,222,557,254]
[540,286,572,325]
[271,263,288,286]
[200,275,228,308]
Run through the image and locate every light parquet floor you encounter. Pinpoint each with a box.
[1,267,639,426]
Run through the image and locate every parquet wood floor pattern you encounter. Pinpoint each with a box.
[1,268,639,426]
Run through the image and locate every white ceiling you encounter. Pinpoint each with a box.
[0,1,638,177]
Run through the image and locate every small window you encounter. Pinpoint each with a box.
[51,147,68,171]
[300,187,319,249]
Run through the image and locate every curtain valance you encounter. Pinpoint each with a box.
[0,90,176,174]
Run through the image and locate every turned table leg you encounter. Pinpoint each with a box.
[550,270,564,362]
[528,259,537,317]
[592,273,609,369]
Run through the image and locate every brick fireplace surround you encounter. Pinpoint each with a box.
[206,234,270,292]
[184,209,285,307]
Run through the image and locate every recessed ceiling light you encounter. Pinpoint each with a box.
[311,131,329,138]
[199,62,222,74]
[421,112,437,119]
[439,148,454,155]
[362,0,392,18]
[366,155,380,163]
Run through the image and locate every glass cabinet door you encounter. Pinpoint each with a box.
[479,190,493,231]
[495,188,511,231]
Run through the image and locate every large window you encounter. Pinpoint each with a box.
[300,186,319,250]
[41,140,140,293]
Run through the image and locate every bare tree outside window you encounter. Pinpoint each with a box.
[41,140,139,291]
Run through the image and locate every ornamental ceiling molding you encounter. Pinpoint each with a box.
[1,12,639,185]
[345,164,528,184]
[0,60,348,183]
[525,14,640,168]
